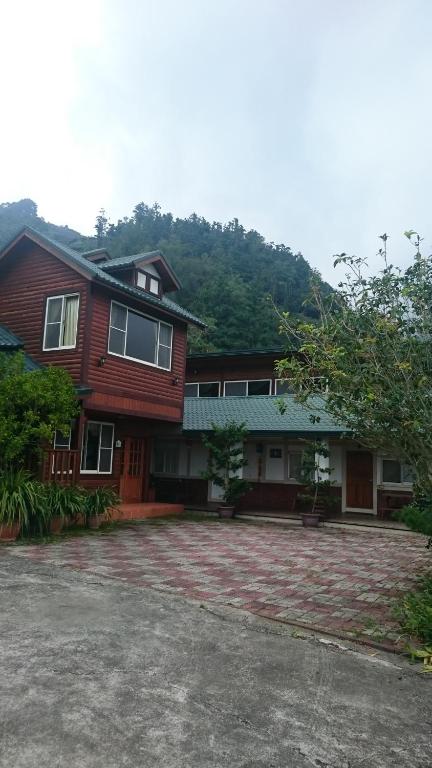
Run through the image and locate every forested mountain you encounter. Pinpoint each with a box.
[0,199,329,351]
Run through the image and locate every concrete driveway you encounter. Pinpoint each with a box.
[8,517,429,647]
[0,547,430,768]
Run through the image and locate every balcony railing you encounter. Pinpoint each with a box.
[42,450,80,486]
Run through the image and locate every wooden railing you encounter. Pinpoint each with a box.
[42,450,80,486]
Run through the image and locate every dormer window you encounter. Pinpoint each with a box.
[137,270,161,297]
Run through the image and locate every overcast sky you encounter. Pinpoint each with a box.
[1,0,431,283]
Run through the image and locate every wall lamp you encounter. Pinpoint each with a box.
[172,375,179,385]
[98,355,106,367]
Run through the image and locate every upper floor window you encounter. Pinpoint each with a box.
[185,382,220,398]
[108,301,173,370]
[224,380,271,397]
[137,271,161,296]
[43,294,79,350]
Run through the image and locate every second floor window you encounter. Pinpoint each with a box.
[224,380,271,397]
[43,294,79,350]
[185,382,220,397]
[108,301,173,370]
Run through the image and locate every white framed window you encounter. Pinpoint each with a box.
[137,271,161,296]
[382,458,415,485]
[53,429,71,450]
[185,381,220,398]
[288,452,303,481]
[108,301,173,371]
[81,421,114,474]
[154,441,179,474]
[224,379,271,397]
[149,277,160,295]
[43,293,79,350]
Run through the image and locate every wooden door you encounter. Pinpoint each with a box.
[119,438,146,503]
[346,451,374,510]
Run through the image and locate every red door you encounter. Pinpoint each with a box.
[119,438,146,503]
[346,451,374,510]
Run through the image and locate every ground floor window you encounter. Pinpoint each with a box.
[288,452,303,481]
[154,441,179,474]
[81,422,114,474]
[382,458,415,484]
[53,429,71,450]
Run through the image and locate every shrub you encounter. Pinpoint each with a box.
[0,468,46,535]
[43,484,87,527]
[82,486,120,526]
[393,572,432,644]
[397,501,432,549]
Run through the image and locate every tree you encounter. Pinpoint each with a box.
[0,353,78,466]
[277,232,432,542]
[202,421,250,506]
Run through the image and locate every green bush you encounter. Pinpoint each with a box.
[393,572,432,644]
[0,468,46,535]
[82,486,120,526]
[397,502,432,549]
[43,484,87,527]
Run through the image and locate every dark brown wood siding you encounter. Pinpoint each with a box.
[84,286,186,421]
[0,242,88,383]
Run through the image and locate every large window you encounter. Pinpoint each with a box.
[288,452,303,481]
[382,459,415,485]
[185,382,220,398]
[81,421,114,474]
[224,380,271,397]
[154,441,179,474]
[108,301,173,370]
[43,294,79,350]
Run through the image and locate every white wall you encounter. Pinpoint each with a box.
[329,444,342,484]
[265,444,285,481]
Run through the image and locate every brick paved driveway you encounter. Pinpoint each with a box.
[8,519,430,646]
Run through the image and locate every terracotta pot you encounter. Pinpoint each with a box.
[88,514,104,529]
[218,506,235,519]
[50,517,64,535]
[301,512,321,528]
[0,522,20,541]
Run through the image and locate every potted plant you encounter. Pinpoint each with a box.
[44,484,87,534]
[202,421,251,518]
[297,441,333,527]
[0,468,44,540]
[83,486,120,529]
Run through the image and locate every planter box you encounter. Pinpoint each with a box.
[218,506,235,519]
[301,512,321,528]
[0,522,20,541]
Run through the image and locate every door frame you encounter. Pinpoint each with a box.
[342,447,377,515]
[119,437,148,504]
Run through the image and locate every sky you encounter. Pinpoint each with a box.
[1,0,431,284]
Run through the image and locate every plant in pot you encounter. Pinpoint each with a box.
[297,441,333,528]
[202,421,251,518]
[83,486,120,529]
[0,468,45,540]
[43,483,87,534]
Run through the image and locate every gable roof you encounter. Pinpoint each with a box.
[99,250,181,292]
[183,395,346,436]
[0,228,204,328]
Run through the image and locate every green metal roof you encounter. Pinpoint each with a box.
[2,228,205,328]
[183,395,346,435]
[99,250,161,269]
[0,324,23,348]
[0,325,41,371]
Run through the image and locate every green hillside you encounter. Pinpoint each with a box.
[0,199,329,351]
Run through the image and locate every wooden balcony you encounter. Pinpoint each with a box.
[42,450,80,486]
